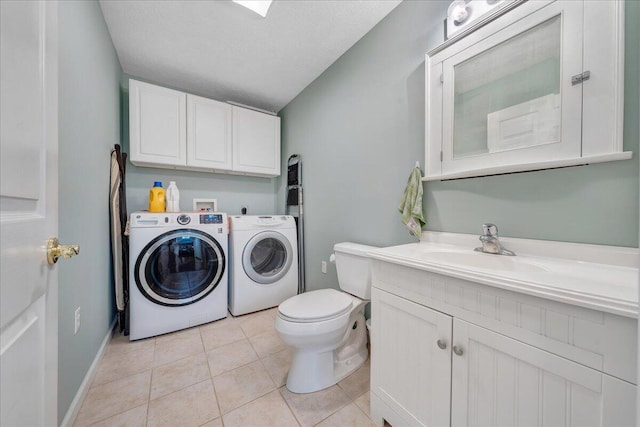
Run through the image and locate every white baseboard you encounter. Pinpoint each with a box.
[60,317,117,427]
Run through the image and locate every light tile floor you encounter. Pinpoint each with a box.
[74,308,375,427]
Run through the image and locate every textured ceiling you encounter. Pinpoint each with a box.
[100,0,402,113]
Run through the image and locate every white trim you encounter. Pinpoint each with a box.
[422,151,633,181]
[226,101,276,116]
[60,318,117,427]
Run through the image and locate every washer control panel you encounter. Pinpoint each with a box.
[200,213,223,224]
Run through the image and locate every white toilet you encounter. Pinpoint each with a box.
[275,242,376,393]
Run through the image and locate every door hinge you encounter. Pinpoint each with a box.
[440,74,444,84]
[571,70,590,85]
[440,151,443,162]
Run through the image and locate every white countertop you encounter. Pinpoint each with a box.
[368,233,639,318]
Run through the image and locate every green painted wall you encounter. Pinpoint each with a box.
[278,1,639,293]
[120,76,280,216]
[277,1,452,291]
[58,1,122,423]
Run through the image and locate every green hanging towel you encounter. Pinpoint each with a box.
[398,166,425,238]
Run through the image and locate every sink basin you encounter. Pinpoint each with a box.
[421,251,548,273]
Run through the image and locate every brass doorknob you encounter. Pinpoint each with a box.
[47,237,80,265]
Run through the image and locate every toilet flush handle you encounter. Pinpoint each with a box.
[329,253,336,264]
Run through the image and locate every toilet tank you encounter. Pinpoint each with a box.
[334,242,378,300]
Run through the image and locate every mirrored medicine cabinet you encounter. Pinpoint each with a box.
[425,0,630,181]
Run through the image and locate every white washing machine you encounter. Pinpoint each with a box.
[129,212,228,340]
[229,215,298,316]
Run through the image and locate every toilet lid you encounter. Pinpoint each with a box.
[278,289,353,322]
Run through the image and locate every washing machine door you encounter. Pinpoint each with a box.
[135,229,226,306]
[242,231,293,285]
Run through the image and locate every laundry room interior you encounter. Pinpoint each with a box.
[2,0,639,426]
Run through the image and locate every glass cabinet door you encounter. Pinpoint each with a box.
[440,1,583,176]
[454,16,561,158]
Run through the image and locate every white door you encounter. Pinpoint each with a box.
[186,94,232,170]
[232,106,281,176]
[370,288,452,427]
[451,319,636,427]
[1,1,62,425]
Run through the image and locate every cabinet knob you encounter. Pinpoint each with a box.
[436,339,447,350]
[453,345,464,356]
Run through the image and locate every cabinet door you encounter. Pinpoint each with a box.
[129,79,186,166]
[370,288,452,427]
[581,0,625,157]
[232,106,280,177]
[186,94,232,170]
[451,319,636,427]
[439,1,583,177]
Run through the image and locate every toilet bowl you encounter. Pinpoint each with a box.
[275,242,376,393]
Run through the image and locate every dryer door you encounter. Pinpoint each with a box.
[242,231,293,285]
[135,229,226,306]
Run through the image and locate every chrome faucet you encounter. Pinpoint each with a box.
[474,223,516,256]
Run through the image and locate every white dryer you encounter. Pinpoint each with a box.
[229,215,298,316]
[129,212,228,340]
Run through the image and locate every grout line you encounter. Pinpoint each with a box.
[151,341,205,369]
[83,404,148,427]
[152,349,206,369]
[278,386,302,427]
[351,399,374,424]
[311,397,351,427]
[149,353,211,402]
[204,330,225,423]
[208,342,260,379]
[220,386,281,420]
[217,359,278,417]
[144,352,153,427]
[90,346,156,388]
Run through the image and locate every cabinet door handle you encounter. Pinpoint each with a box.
[453,345,464,356]
[437,339,447,350]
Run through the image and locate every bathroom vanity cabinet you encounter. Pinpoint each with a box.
[425,0,629,181]
[129,79,280,177]
[369,246,637,427]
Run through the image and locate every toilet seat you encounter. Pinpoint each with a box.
[278,289,353,323]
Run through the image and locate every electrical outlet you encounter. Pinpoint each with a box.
[321,260,327,274]
[74,307,81,335]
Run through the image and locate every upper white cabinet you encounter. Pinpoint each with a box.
[129,79,281,177]
[232,106,281,176]
[129,79,187,167]
[425,0,630,181]
[187,94,232,170]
